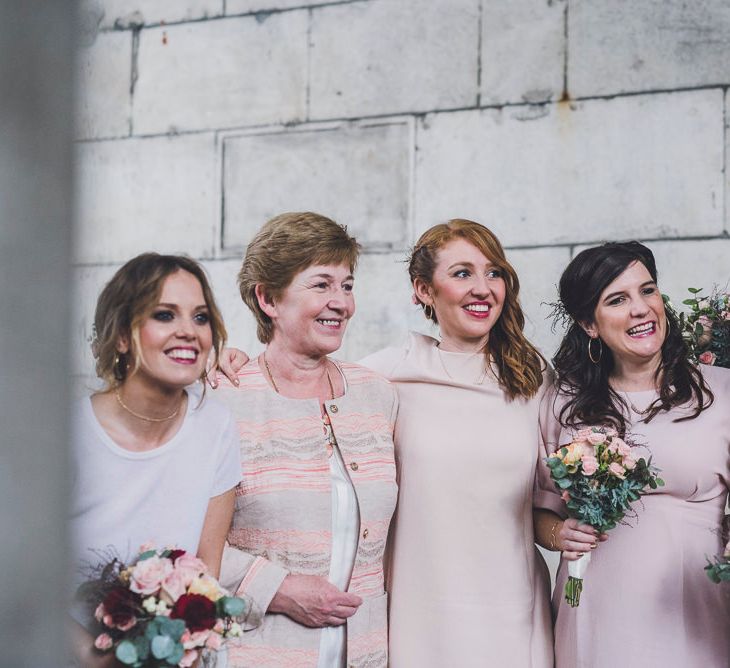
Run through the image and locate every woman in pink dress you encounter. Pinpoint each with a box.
[534,241,730,667]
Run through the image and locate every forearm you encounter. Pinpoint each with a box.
[533,508,563,551]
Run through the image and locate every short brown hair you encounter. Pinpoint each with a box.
[93,253,227,388]
[409,219,545,400]
[238,212,361,343]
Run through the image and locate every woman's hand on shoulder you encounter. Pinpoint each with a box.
[207,347,250,388]
[268,574,363,628]
[558,518,608,561]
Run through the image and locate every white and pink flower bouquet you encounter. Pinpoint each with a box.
[679,286,730,368]
[75,546,251,667]
[546,427,664,607]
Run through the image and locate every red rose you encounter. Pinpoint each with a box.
[101,587,140,628]
[167,549,187,563]
[170,593,217,632]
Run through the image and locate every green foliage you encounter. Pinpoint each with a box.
[677,286,730,368]
[705,556,730,584]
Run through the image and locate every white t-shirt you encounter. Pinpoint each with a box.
[69,385,241,583]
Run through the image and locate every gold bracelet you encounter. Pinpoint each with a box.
[549,520,561,551]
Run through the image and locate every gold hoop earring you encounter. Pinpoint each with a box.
[588,337,602,364]
[113,352,126,381]
[423,304,434,321]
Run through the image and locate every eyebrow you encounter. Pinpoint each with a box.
[156,302,209,310]
[308,273,354,282]
[446,261,496,270]
[603,281,656,301]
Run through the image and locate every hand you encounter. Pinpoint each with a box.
[69,621,121,667]
[207,347,250,388]
[268,574,363,628]
[558,518,608,561]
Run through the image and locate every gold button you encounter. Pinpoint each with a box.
[350,461,358,471]
[362,528,369,539]
[330,405,338,413]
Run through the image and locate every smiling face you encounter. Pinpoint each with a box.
[584,261,667,371]
[122,269,213,390]
[259,263,355,358]
[415,238,506,352]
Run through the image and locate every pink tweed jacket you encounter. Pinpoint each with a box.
[217,359,398,668]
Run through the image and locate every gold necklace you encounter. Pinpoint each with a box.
[115,389,182,423]
[263,353,335,400]
[436,347,488,385]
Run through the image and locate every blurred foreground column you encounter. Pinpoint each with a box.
[0,2,76,665]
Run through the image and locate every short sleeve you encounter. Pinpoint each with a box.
[211,409,242,497]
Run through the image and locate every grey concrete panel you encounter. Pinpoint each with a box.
[481,0,565,106]
[76,30,132,139]
[75,133,219,263]
[506,245,572,360]
[569,0,730,97]
[222,120,412,252]
[415,90,724,247]
[133,12,308,134]
[309,0,480,119]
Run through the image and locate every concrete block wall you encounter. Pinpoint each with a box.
[73,0,730,390]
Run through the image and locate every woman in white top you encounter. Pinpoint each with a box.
[69,253,241,667]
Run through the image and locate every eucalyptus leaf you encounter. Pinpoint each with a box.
[115,640,139,665]
[151,635,175,659]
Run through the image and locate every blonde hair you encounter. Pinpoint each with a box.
[409,219,545,399]
[238,212,361,343]
[93,253,227,388]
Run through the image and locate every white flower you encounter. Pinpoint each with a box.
[226,622,243,638]
[143,596,158,613]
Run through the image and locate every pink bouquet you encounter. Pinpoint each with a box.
[75,545,252,667]
[546,426,663,606]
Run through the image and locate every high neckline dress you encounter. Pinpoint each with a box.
[362,333,554,668]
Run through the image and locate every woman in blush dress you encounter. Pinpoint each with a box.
[215,212,398,668]
[69,254,241,667]
[361,219,553,667]
[534,241,730,667]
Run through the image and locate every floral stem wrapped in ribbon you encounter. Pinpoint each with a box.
[546,427,664,607]
[75,546,254,667]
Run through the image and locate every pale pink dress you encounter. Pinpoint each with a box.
[536,364,730,668]
[362,333,554,668]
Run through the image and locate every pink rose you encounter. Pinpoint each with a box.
[699,351,717,365]
[180,649,199,668]
[94,633,113,651]
[206,632,223,651]
[614,438,631,457]
[161,568,188,604]
[581,455,599,475]
[623,455,637,470]
[608,462,626,479]
[561,490,571,501]
[174,553,208,586]
[182,630,210,649]
[587,431,607,446]
[129,555,173,596]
